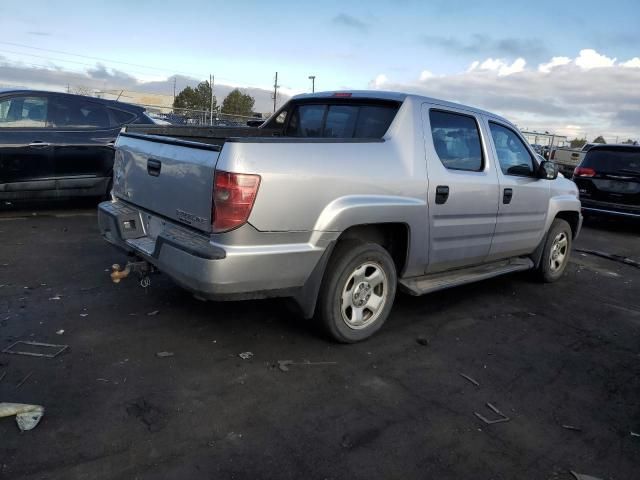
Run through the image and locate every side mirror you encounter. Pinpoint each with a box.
[538,160,558,180]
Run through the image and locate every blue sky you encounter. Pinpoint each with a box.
[1,0,639,138]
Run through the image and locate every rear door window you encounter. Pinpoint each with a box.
[0,96,49,128]
[285,101,398,138]
[109,108,136,126]
[429,110,484,171]
[51,97,112,129]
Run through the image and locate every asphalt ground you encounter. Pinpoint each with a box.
[0,201,638,480]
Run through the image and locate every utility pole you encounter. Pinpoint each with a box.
[209,74,215,126]
[308,75,315,93]
[272,72,279,112]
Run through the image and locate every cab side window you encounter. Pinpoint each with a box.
[429,110,484,171]
[0,96,49,128]
[489,122,535,176]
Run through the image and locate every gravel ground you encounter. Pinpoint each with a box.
[0,202,638,480]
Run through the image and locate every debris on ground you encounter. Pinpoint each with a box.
[155,351,174,358]
[49,295,62,301]
[562,424,582,431]
[2,341,69,358]
[147,310,160,316]
[16,372,33,389]
[416,337,430,346]
[0,403,45,431]
[56,329,64,335]
[570,471,603,480]
[238,352,254,360]
[277,360,337,372]
[474,402,510,424]
[575,248,640,269]
[459,373,480,387]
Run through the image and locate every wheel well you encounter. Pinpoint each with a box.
[555,211,580,238]
[337,223,409,275]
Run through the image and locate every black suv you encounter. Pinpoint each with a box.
[573,144,640,219]
[0,89,153,202]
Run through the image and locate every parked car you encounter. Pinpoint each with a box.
[0,89,153,201]
[550,143,597,176]
[573,144,640,219]
[98,91,582,342]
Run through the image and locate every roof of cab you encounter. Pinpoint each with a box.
[0,88,145,112]
[292,90,512,125]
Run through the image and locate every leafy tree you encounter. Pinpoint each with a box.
[621,138,638,145]
[592,135,606,144]
[221,89,255,116]
[569,137,587,149]
[173,81,216,113]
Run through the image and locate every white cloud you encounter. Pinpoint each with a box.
[419,70,434,81]
[574,49,616,69]
[369,73,389,89]
[538,56,571,73]
[384,49,640,139]
[621,57,640,68]
[471,57,526,76]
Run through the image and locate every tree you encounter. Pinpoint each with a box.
[569,137,587,149]
[592,135,606,144]
[621,139,638,145]
[221,89,255,116]
[173,81,216,113]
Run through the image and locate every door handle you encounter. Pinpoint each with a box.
[147,158,161,177]
[435,185,449,204]
[28,141,51,148]
[503,188,513,204]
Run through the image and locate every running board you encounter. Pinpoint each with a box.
[399,258,534,296]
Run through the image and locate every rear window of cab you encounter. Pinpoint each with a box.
[267,99,400,139]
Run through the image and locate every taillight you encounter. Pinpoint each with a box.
[212,171,261,232]
[574,167,596,177]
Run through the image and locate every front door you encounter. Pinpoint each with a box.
[0,94,55,191]
[484,119,550,260]
[422,104,500,273]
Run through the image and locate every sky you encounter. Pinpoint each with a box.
[1,0,639,139]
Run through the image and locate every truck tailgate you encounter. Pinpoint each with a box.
[113,133,220,233]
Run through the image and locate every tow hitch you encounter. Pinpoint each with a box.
[110,260,154,288]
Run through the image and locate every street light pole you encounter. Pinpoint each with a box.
[308,75,316,93]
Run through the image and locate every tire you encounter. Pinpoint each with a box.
[537,219,572,282]
[316,241,397,343]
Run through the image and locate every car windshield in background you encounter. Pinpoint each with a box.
[582,148,640,173]
[286,102,398,138]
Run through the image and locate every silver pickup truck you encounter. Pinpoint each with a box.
[98,91,582,342]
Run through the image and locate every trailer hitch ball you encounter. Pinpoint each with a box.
[110,263,131,284]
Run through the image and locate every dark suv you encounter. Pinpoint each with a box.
[0,89,153,202]
[573,144,640,219]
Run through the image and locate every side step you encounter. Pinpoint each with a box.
[399,258,534,296]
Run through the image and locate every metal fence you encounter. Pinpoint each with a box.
[136,104,265,127]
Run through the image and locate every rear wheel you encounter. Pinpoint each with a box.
[317,242,397,343]
[537,219,572,282]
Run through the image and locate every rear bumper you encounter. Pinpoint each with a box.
[98,199,333,300]
[581,199,640,219]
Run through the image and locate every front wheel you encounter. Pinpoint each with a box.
[316,242,397,343]
[537,219,572,282]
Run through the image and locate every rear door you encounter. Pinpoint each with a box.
[0,94,55,190]
[574,146,640,207]
[485,119,549,260]
[422,104,500,273]
[49,95,119,189]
